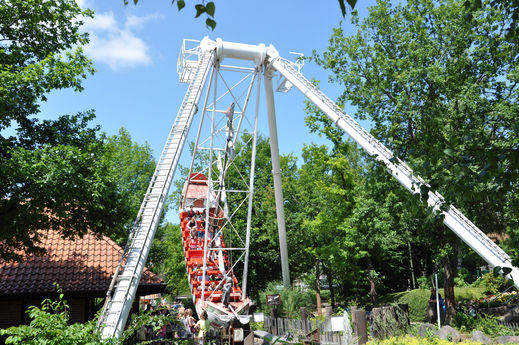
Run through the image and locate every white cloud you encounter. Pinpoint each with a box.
[81,11,162,71]
[125,13,163,30]
[83,12,118,32]
[76,0,89,9]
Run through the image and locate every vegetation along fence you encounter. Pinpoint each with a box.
[263,316,346,345]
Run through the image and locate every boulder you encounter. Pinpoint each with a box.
[494,335,519,344]
[436,325,461,342]
[470,330,490,344]
[418,323,436,337]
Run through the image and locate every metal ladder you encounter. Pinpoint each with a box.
[271,56,519,285]
[97,49,214,340]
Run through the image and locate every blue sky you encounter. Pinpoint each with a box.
[39,0,376,222]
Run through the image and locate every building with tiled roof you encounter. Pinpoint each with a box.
[0,230,165,329]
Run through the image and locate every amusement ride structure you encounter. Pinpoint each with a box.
[97,37,519,340]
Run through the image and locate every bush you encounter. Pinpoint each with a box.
[371,306,411,339]
[416,276,431,290]
[480,272,512,295]
[0,286,176,345]
[379,288,486,323]
[378,289,430,322]
[366,335,482,345]
[452,310,514,337]
[258,281,315,318]
[0,291,107,345]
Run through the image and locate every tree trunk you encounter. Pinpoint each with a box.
[316,260,322,316]
[367,257,378,307]
[442,255,457,324]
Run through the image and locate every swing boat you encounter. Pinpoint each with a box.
[179,172,251,326]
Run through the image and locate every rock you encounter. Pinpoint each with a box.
[470,330,490,344]
[494,335,519,344]
[436,325,461,342]
[418,323,436,337]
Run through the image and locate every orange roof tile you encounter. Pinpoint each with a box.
[0,230,163,295]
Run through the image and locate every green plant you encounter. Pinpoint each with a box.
[0,286,179,345]
[416,277,431,290]
[371,306,411,339]
[250,321,264,331]
[365,335,482,344]
[258,281,315,318]
[0,286,109,345]
[452,311,514,338]
[480,272,512,295]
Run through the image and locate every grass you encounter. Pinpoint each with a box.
[378,287,486,322]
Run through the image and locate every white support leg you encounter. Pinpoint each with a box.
[264,70,290,287]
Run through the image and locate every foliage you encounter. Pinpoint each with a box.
[371,306,412,339]
[454,268,472,288]
[120,308,179,344]
[417,277,432,290]
[0,0,140,260]
[0,287,180,345]
[366,335,481,345]
[452,311,514,337]
[100,128,156,244]
[310,0,519,321]
[479,272,514,295]
[0,286,107,344]
[153,222,190,295]
[257,281,315,318]
[379,288,487,323]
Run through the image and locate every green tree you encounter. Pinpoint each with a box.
[152,222,190,295]
[311,0,519,322]
[0,1,146,260]
[100,128,156,243]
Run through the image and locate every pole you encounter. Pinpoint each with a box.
[242,70,260,299]
[408,242,416,289]
[264,69,290,287]
[435,273,441,329]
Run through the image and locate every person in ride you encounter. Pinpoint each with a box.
[186,205,195,218]
[222,277,233,308]
[197,226,204,240]
[187,217,197,238]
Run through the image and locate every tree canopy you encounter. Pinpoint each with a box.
[308,0,519,319]
[0,0,155,260]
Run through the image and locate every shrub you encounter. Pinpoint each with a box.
[258,281,315,318]
[0,286,176,345]
[480,272,512,295]
[366,335,482,345]
[0,290,107,345]
[416,277,431,290]
[452,310,514,338]
[378,289,430,322]
[371,306,411,339]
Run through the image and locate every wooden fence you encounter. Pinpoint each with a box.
[498,321,519,330]
[263,316,347,345]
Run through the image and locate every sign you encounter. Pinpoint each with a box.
[253,312,264,322]
[266,294,281,306]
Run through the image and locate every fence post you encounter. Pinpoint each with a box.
[301,307,308,335]
[397,304,410,325]
[351,307,368,345]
